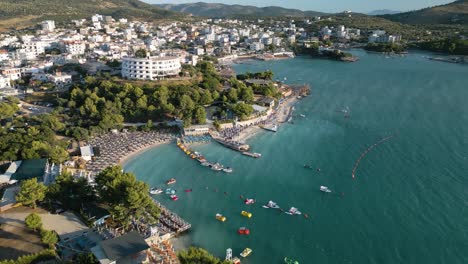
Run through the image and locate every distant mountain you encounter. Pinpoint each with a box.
[382,0,468,24]
[155,2,325,18]
[367,10,401,16]
[0,0,179,31]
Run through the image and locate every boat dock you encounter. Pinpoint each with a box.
[212,136,250,152]
[152,198,191,235]
[176,138,232,173]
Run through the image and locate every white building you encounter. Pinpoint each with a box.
[41,20,55,32]
[0,50,9,61]
[0,75,11,89]
[64,41,86,55]
[0,68,21,81]
[80,146,94,161]
[49,73,72,88]
[121,55,181,80]
[250,42,265,51]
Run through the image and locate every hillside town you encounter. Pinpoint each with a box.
[0,9,465,264]
[0,13,412,97]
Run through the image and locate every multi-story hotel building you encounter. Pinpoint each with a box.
[121,55,181,80]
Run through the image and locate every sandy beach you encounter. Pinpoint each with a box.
[276,96,298,123]
[231,96,299,142]
[233,126,263,142]
[118,140,171,165]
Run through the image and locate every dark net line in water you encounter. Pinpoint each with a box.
[352,134,396,179]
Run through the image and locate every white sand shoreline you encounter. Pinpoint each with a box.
[118,140,171,166]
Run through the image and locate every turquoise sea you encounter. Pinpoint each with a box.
[124,50,468,264]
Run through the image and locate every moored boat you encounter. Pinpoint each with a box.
[184,189,192,193]
[149,187,163,195]
[263,200,280,209]
[216,213,227,222]
[223,167,233,173]
[244,198,255,205]
[210,163,224,171]
[320,186,332,193]
[242,152,262,158]
[170,194,178,201]
[285,207,302,215]
[238,227,250,235]
[241,210,252,218]
[165,188,176,195]
[231,257,241,264]
[284,257,299,264]
[166,178,176,184]
[240,248,252,258]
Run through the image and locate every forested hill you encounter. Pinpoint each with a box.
[381,0,468,25]
[155,2,325,18]
[0,0,180,31]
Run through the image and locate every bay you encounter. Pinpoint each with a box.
[124,49,468,264]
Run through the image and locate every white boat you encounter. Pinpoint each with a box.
[201,162,211,167]
[165,188,176,195]
[210,163,223,171]
[263,200,280,209]
[222,167,233,173]
[149,187,163,195]
[285,207,302,215]
[299,114,306,118]
[263,124,278,132]
[240,248,252,258]
[320,186,332,193]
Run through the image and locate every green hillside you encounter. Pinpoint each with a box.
[0,0,180,31]
[155,2,325,18]
[382,0,468,25]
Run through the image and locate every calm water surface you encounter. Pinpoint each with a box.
[125,50,468,264]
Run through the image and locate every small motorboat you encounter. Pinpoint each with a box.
[223,167,233,173]
[184,189,192,193]
[216,213,226,222]
[170,194,178,201]
[238,227,250,235]
[166,178,176,184]
[320,186,332,193]
[232,257,241,264]
[201,162,211,167]
[284,257,299,264]
[240,248,252,258]
[244,198,255,205]
[165,188,176,195]
[304,164,311,169]
[299,114,306,118]
[210,163,223,171]
[263,200,280,209]
[241,210,252,218]
[285,207,302,215]
[149,187,163,195]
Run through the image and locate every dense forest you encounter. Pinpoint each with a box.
[416,38,468,55]
[364,43,408,53]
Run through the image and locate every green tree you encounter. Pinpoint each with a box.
[95,166,160,230]
[232,102,254,121]
[40,229,58,248]
[16,178,47,209]
[193,106,206,124]
[25,213,42,231]
[74,253,99,264]
[178,247,230,264]
[135,49,147,58]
